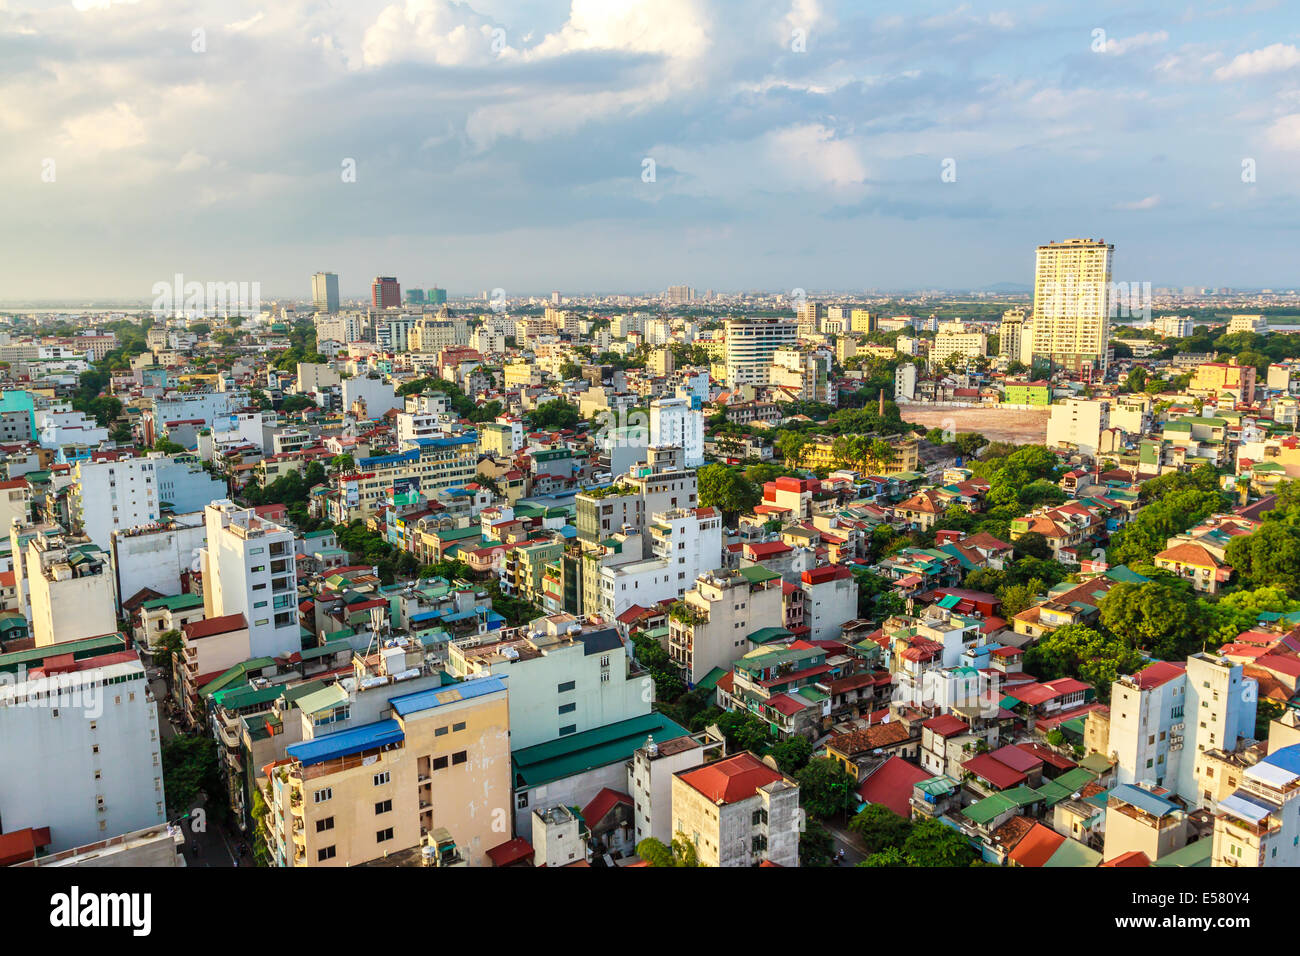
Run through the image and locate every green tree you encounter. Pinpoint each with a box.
[769,735,813,774]
[848,803,913,854]
[1099,579,1204,659]
[796,757,857,820]
[901,817,978,866]
[1023,624,1145,701]
[799,820,836,867]
[161,734,222,816]
[1225,523,1300,595]
[697,464,760,518]
[636,834,700,867]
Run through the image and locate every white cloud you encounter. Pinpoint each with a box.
[1265,113,1300,149]
[1214,43,1300,80]
[360,0,512,69]
[1115,194,1161,210]
[60,101,146,153]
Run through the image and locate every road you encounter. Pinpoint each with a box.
[823,817,867,866]
[153,673,255,868]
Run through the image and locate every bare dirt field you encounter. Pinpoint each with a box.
[900,404,1050,445]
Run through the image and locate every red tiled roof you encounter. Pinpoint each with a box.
[1102,850,1151,867]
[184,613,247,640]
[922,714,971,738]
[581,787,633,827]
[1007,823,1066,867]
[856,755,931,817]
[679,752,784,805]
[1131,660,1186,690]
[962,753,1028,790]
[485,837,535,867]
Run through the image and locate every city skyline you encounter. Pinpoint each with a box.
[3,0,1300,299]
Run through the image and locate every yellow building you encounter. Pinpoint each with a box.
[265,674,511,867]
[504,362,543,388]
[790,434,919,474]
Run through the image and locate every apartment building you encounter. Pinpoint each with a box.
[1106,655,1256,805]
[71,453,225,551]
[198,501,301,659]
[648,396,704,468]
[0,650,165,852]
[575,449,698,545]
[265,675,510,867]
[1211,744,1300,867]
[668,567,784,686]
[931,331,988,367]
[445,614,650,751]
[599,507,723,623]
[769,349,834,404]
[26,532,117,647]
[1030,237,1114,375]
[670,752,800,867]
[629,733,713,846]
[333,434,478,522]
[1046,398,1111,458]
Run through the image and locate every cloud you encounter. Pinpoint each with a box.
[1214,43,1300,80]
[1114,194,1161,210]
[360,0,513,68]
[1265,113,1300,150]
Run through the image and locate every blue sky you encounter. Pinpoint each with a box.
[1,0,1299,300]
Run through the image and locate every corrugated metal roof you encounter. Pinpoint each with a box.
[287,718,404,767]
[388,676,507,717]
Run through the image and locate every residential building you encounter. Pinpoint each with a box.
[26,532,117,647]
[1210,743,1300,867]
[198,501,301,659]
[0,649,165,852]
[265,675,510,867]
[445,614,650,751]
[1031,238,1114,375]
[668,567,784,686]
[724,318,797,387]
[670,752,800,867]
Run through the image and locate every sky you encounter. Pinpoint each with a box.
[1,0,1299,302]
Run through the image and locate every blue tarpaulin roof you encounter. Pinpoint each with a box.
[287,719,404,767]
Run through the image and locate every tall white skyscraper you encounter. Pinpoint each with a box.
[1031,238,1113,376]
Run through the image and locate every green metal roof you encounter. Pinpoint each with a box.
[212,682,283,712]
[1053,766,1100,792]
[746,626,794,645]
[141,593,205,612]
[0,633,126,674]
[511,713,691,790]
[1043,839,1102,867]
[695,666,727,691]
[297,684,348,716]
[1151,838,1213,868]
[198,657,275,699]
[737,565,782,585]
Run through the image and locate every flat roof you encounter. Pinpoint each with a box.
[512,713,691,790]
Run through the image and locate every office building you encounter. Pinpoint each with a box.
[312,272,340,314]
[724,318,797,387]
[371,276,401,310]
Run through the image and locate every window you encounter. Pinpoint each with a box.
[316,817,334,832]
[557,680,575,693]
[452,751,467,765]
[375,800,392,814]
[559,724,577,736]
[433,756,448,770]
[317,846,336,861]
[376,828,394,843]
[373,771,390,786]
[452,721,466,733]
[558,702,576,715]
[435,726,448,737]
[313,788,333,803]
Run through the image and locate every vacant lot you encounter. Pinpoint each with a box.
[901,404,1050,445]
